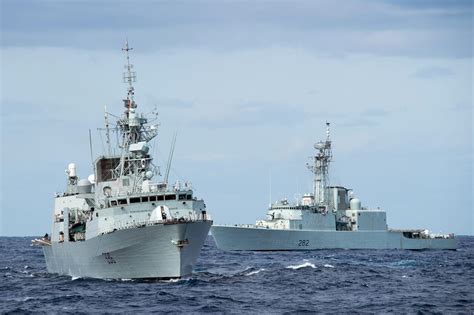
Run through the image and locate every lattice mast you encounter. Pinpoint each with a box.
[307,122,333,207]
[113,40,158,182]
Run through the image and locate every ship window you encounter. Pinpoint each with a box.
[157,195,164,201]
[165,194,176,200]
[118,199,127,205]
[187,195,192,200]
[150,196,157,202]
[178,194,186,200]
[130,197,140,204]
[111,200,117,206]
[141,196,149,202]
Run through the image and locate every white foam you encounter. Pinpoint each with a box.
[245,268,265,276]
[286,262,316,270]
[323,264,335,268]
[71,276,81,280]
[162,278,181,283]
[240,266,252,273]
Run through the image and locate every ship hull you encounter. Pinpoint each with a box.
[211,226,457,250]
[43,221,212,279]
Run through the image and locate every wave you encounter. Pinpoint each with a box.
[323,264,335,268]
[245,268,265,276]
[286,262,316,270]
[161,278,182,283]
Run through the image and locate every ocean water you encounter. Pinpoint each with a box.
[1,236,473,313]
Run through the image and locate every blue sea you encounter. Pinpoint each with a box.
[1,236,473,313]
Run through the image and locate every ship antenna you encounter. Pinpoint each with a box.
[122,39,136,110]
[326,121,331,141]
[164,132,178,186]
[104,105,111,156]
[269,168,272,207]
[89,129,95,174]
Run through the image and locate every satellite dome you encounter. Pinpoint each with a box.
[77,179,92,194]
[88,174,95,184]
[78,179,91,186]
[350,198,361,210]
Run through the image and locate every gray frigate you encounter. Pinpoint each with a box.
[32,41,213,279]
[211,123,457,250]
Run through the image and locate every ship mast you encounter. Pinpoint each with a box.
[113,40,158,183]
[122,39,136,110]
[307,122,332,208]
[91,40,160,193]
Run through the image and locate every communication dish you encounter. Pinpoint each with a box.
[88,174,95,184]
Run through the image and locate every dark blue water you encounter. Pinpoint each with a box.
[1,236,473,313]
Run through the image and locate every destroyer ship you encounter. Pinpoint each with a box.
[212,123,457,250]
[32,41,212,279]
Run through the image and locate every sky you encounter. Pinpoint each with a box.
[0,0,472,236]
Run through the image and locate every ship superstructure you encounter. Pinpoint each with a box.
[33,41,212,279]
[211,123,457,250]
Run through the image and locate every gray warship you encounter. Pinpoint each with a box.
[32,41,212,279]
[212,123,457,250]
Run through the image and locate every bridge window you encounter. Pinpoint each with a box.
[118,199,127,205]
[165,195,176,200]
[130,197,140,204]
[178,194,186,200]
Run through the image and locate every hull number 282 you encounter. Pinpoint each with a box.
[298,240,309,247]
